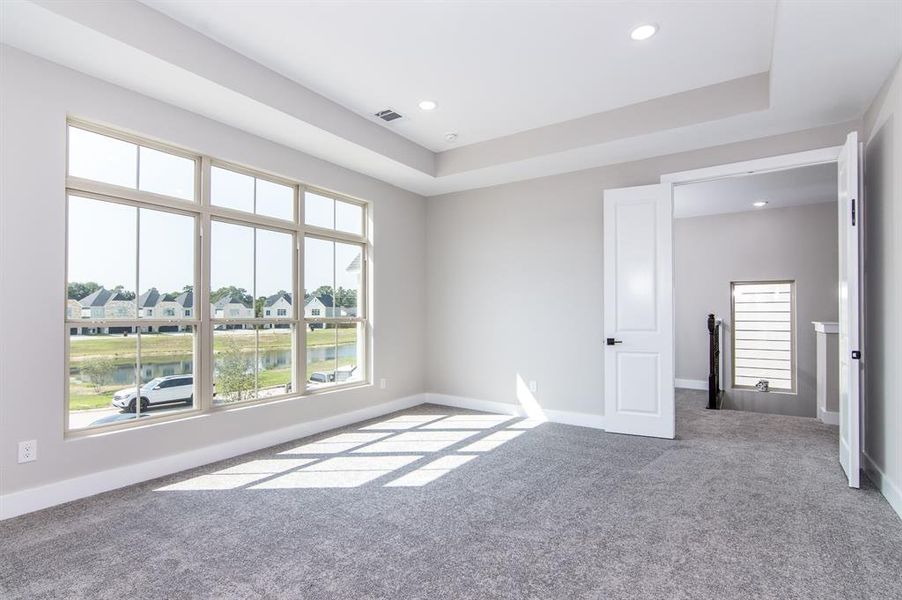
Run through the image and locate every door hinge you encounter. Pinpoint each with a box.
[852,350,861,360]
[851,198,857,226]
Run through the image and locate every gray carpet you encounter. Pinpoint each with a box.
[2,390,901,599]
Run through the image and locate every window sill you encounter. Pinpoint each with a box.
[65,380,373,438]
[209,380,371,412]
[65,406,208,439]
[730,386,798,396]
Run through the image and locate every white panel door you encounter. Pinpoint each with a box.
[603,184,674,439]
[838,131,861,488]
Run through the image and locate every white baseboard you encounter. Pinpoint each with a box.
[818,407,839,425]
[863,451,902,522]
[675,378,707,391]
[425,393,605,430]
[0,394,425,521]
[425,393,526,417]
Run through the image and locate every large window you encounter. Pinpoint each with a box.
[65,121,369,432]
[731,281,795,393]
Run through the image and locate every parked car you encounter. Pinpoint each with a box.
[308,372,331,384]
[112,375,193,412]
[308,365,357,385]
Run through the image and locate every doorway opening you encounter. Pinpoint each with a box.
[670,161,839,419]
[602,138,862,488]
[658,136,862,488]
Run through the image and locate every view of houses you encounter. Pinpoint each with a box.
[67,248,362,334]
[67,286,357,334]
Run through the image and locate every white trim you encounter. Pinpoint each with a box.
[675,378,707,391]
[425,393,525,417]
[863,452,902,522]
[660,146,842,185]
[0,394,424,521]
[542,407,606,430]
[812,321,839,334]
[425,393,606,430]
[818,408,839,426]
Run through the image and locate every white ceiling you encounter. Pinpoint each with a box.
[2,0,901,196]
[141,0,777,151]
[673,162,837,219]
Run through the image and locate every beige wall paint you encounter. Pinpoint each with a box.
[426,121,855,417]
[674,202,838,418]
[0,48,427,495]
[862,57,902,513]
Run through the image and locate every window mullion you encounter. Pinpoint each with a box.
[199,156,213,412]
[295,225,304,396]
[135,207,142,417]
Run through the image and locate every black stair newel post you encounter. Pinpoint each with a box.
[707,313,721,410]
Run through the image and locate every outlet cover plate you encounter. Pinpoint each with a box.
[18,440,36,463]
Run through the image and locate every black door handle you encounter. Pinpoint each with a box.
[606,338,623,346]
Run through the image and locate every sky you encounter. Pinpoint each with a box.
[68,127,362,303]
[68,196,194,295]
[69,196,361,301]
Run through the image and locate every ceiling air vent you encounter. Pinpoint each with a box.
[374,108,403,122]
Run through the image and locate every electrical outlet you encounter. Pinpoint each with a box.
[528,380,538,393]
[379,378,387,390]
[18,440,36,463]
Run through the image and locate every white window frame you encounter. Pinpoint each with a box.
[303,187,369,391]
[64,119,370,435]
[730,280,797,394]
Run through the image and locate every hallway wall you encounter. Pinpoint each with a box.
[862,57,902,518]
[674,202,839,417]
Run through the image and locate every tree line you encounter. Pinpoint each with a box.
[67,282,193,302]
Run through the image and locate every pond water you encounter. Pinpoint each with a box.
[71,343,357,385]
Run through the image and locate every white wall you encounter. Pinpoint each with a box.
[0,47,426,497]
[862,57,902,517]
[674,202,838,417]
[426,121,855,417]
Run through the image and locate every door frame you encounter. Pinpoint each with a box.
[660,146,842,186]
[658,143,847,419]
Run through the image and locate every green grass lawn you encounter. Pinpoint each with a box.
[69,330,359,411]
[68,380,120,411]
[69,328,355,362]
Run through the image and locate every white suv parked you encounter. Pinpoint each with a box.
[112,375,193,413]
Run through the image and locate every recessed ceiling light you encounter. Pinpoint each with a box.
[418,100,438,111]
[630,24,658,41]
[753,201,768,208]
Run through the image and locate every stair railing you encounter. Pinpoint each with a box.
[707,313,724,410]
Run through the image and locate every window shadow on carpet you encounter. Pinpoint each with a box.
[155,413,545,492]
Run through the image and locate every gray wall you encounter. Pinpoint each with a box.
[426,121,855,418]
[674,202,839,417]
[0,48,427,496]
[5,40,894,513]
[862,57,902,514]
